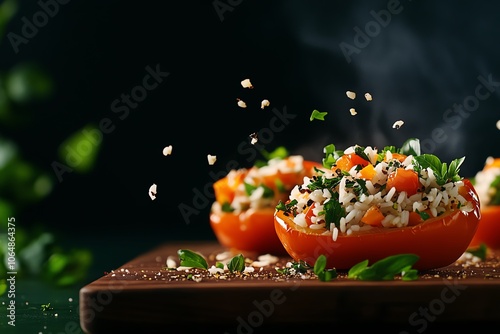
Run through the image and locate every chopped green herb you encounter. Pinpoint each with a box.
[323,195,345,229]
[416,209,430,221]
[215,262,224,269]
[276,199,298,212]
[221,202,234,213]
[322,143,342,169]
[276,260,311,275]
[310,109,328,121]
[41,303,52,312]
[177,249,208,270]
[354,146,370,162]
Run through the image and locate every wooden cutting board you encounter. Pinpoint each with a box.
[79,241,500,333]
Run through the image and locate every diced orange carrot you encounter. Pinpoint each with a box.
[385,152,407,163]
[386,168,419,196]
[361,206,385,227]
[483,157,500,171]
[213,170,246,204]
[213,177,233,205]
[335,154,370,172]
[359,164,377,181]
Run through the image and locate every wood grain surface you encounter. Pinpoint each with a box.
[79,241,500,333]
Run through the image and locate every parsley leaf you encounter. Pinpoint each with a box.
[227,254,245,273]
[414,154,465,185]
[276,199,297,212]
[398,138,421,156]
[310,109,328,121]
[323,194,345,229]
[347,254,420,281]
[322,143,343,169]
[313,254,337,282]
[177,249,208,270]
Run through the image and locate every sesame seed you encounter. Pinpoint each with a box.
[364,93,373,101]
[349,108,357,115]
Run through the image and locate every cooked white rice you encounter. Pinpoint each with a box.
[472,156,500,206]
[284,145,474,239]
[215,155,309,213]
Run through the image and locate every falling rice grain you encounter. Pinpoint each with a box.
[237,99,247,108]
[241,78,253,89]
[207,154,217,165]
[392,120,404,129]
[261,99,270,109]
[249,133,258,145]
[149,183,157,200]
[162,145,173,156]
[346,91,356,100]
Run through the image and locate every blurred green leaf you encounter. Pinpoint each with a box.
[0,279,6,296]
[0,199,14,229]
[19,232,55,275]
[0,0,18,40]
[0,226,93,286]
[0,136,54,205]
[0,74,13,121]
[5,63,54,103]
[58,124,101,173]
[43,248,93,287]
[0,9,93,289]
